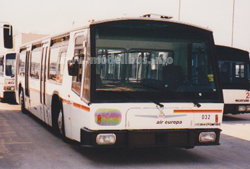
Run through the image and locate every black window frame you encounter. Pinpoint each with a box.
[71,34,86,96]
[89,20,223,104]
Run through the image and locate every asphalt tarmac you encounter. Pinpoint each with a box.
[0,102,250,169]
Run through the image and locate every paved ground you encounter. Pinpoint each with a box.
[0,102,250,169]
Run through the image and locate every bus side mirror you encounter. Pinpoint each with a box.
[68,56,79,76]
[3,24,13,49]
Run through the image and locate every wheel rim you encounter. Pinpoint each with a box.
[57,110,63,135]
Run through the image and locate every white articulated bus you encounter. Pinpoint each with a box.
[216,45,250,114]
[0,23,14,101]
[15,16,223,148]
[0,52,16,100]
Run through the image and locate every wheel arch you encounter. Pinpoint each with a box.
[51,91,63,128]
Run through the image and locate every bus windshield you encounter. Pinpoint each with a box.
[92,21,220,102]
[6,53,16,76]
[218,60,249,89]
[216,46,250,89]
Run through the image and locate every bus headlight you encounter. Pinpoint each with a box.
[96,133,116,145]
[238,106,246,112]
[246,106,250,112]
[199,132,216,143]
[4,86,15,91]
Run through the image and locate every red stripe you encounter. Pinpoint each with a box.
[174,109,222,113]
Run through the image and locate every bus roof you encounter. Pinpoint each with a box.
[216,45,249,54]
[216,45,249,61]
[89,17,212,32]
[19,17,213,49]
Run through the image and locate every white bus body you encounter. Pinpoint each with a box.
[216,45,250,114]
[15,17,223,148]
[0,52,16,100]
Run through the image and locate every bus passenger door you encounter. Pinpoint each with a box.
[40,44,49,124]
[24,51,30,109]
[69,31,87,141]
[15,53,19,102]
[0,55,4,98]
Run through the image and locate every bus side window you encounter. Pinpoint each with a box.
[235,64,245,78]
[30,51,41,80]
[56,51,67,83]
[49,48,58,81]
[0,56,4,77]
[72,35,85,95]
[82,32,90,101]
[48,37,69,83]
[19,52,26,76]
[49,47,68,83]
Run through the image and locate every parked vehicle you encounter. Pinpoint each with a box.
[216,45,250,114]
[15,16,223,148]
[0,52,16,101]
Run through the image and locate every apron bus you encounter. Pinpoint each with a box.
[15,16,223,148]
[0,52,16,101]
[216,45,250,114]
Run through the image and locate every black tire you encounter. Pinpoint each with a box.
[20,89,27,114]
[56,104,68,142]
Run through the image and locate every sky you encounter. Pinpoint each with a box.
[1,0,250,53]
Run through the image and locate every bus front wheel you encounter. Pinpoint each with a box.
[56,105,68,142]
[57,108,65,136]
[20,89,27,114]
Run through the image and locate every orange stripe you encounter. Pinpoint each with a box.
[174,109,222,113]
[30,88,40,93]
[62,99,70,105]
[73,102,90,112]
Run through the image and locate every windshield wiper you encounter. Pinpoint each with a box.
[192,100,201,108]
[114,91,164,108]
[107,85,200,108]
[165,89,201,108]
[141,97,164,108]
[140,82,201,108]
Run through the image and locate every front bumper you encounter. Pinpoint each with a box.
[224,104,250,114]
[80,128,221,148]
[3,91,15,99]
